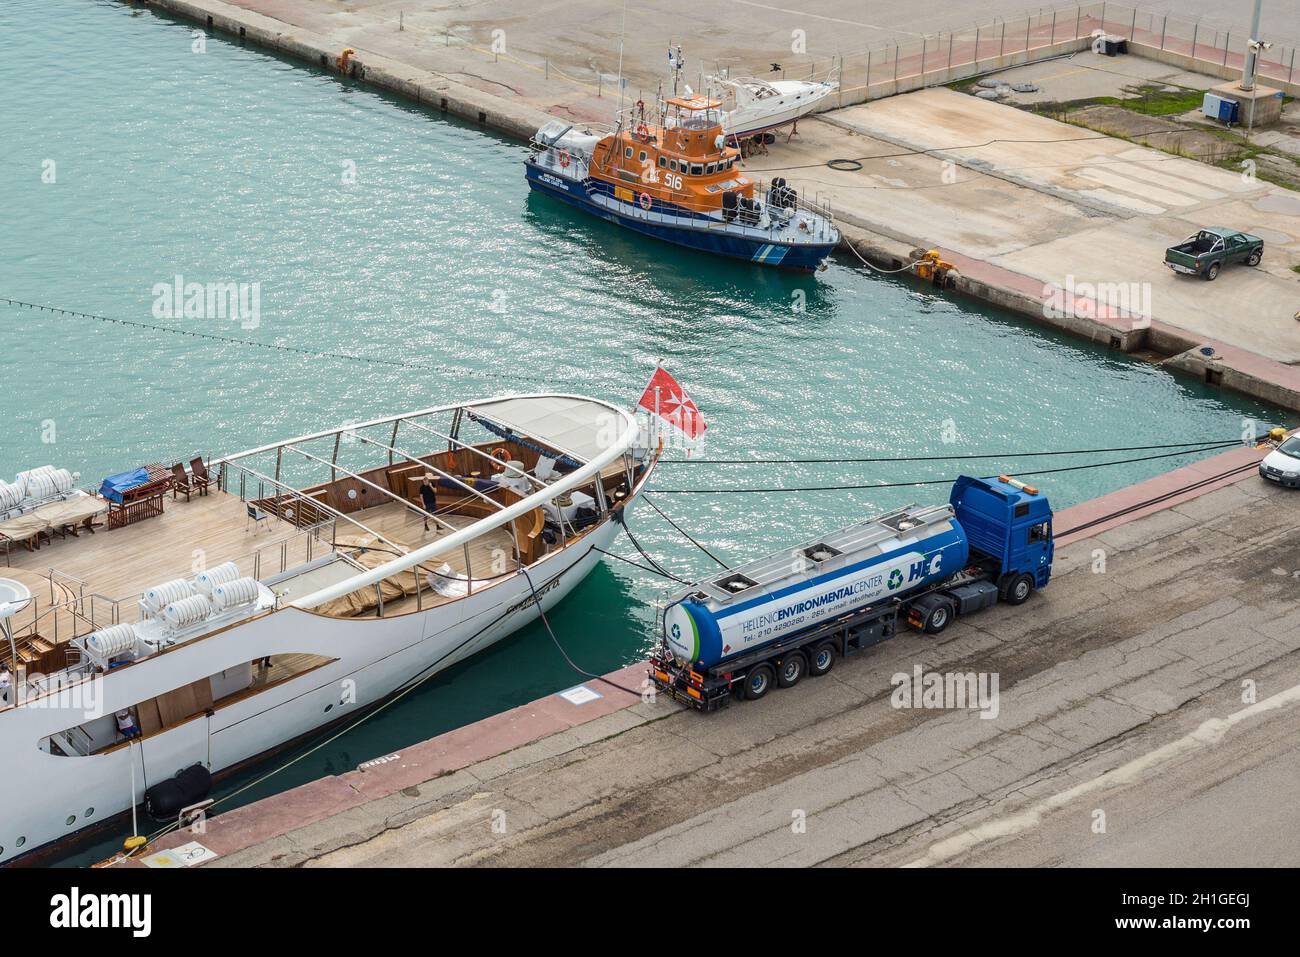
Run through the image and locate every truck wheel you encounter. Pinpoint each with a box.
[1204,262,1220,281]
[743,664,775,700]
[776,652,806,688]
[1003,573,1034,606]
[1247,249,1262,266]
[808,642,836,677]
[924,602,953,635]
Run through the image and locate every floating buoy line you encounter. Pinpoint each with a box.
[0,296,593,393]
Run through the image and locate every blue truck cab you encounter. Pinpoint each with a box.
[950,475,1053,604]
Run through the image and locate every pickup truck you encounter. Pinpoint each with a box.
[1165,227,1263,280]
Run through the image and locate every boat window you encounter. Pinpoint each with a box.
[624,146,633,159]
[658,156,667,168]
[39,653,335,756]
[706,162,717,174]
[638,150,648,163]
[691,163,704,176]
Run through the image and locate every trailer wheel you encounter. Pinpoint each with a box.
[1204,262,1220,281]
[808,642,836,677]
[743,664,775,700]
[1003,573,1034,606]
[923,602,953,634]
[776,652,806,688]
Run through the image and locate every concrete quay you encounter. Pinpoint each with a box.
[119,442,1300,868]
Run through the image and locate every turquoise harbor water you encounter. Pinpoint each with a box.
[1,0,1290,864]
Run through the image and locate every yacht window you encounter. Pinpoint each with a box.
[658,155,667,168]
[638,150,648,163]
[690,163,704,176]
[706,162,717,174]
[624,146,633,159]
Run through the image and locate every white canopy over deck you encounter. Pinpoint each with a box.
[214,394,639,613]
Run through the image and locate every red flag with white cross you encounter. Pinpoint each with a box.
[636,365,707,441]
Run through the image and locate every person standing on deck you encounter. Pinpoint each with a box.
[419,473,439,533]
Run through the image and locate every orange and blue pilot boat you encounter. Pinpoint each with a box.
[525,95,839,271]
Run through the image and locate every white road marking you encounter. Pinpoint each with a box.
[1115,163,1226,200]
[1076,186,1166,215]
[905,680,1300,867]
[1076,167,1198,207]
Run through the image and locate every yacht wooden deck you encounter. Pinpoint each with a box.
[4,489,314,630]
[2,487,521,636]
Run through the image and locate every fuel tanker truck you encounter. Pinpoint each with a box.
[649,475,1054,711]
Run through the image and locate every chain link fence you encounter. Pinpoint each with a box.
[817,2,1298,107]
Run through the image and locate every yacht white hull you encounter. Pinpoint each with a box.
[1,508,631,865]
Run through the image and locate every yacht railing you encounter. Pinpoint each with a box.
[251,517,336,580]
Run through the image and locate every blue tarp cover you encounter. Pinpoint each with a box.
[99,467,149,504]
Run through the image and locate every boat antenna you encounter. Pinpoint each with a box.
[615,0,628,117]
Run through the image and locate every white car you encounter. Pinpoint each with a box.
[1259,435,1300,488]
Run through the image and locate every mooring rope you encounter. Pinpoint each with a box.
[649,443,1248,493]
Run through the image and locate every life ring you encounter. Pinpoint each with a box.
[636,122,650,141]
[638,191,652,211]
[558,150,571,169]
[490,448,509,472]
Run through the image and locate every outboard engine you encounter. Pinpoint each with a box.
[144,763,213,821]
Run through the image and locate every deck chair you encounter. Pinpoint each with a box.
[170,463,195,502]
[246,503,271,533]
[189,457,213,496]
[533,456,558,482]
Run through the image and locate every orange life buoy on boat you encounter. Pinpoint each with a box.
[638,191,652,211]
[558,150,571,169]
[636,122,650,141]
[490,448,509,472]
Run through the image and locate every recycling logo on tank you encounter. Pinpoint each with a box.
[887,568,904,590]
[671,623,682,640]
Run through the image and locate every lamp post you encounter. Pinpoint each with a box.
[1241,0,1265,90]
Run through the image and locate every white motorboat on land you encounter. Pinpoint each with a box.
[661,47,838,142]
[710,73,838,140]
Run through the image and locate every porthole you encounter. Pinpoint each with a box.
[84,808,95,819]
[15,836,25,848]
[324,703,333,712]
[66,815,76,827]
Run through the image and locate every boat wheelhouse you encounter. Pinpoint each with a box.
[525,96,839,271]
[0,393,656,864]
